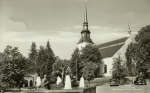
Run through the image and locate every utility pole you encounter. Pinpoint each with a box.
[76,55,78,81]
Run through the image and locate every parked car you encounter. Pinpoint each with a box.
[0,87,5,93]
[134,77,147,85]
[71,76,79,87]
[110,79,120,86]
[0,84,7,93]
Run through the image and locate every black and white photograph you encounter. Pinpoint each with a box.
[0,0,150,93]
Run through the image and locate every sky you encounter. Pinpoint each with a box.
[0,0,150,59]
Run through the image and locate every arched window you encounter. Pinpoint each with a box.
[104,65,107,73]
[30,80,33,87]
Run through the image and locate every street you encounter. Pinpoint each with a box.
[96,84,150,93]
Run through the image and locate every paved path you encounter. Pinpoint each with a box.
[96,84,150,93]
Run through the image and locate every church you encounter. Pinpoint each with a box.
[76,6,130,77]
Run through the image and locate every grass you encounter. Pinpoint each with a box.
[85,77,111,87]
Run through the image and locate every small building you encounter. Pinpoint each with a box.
[24,73,38,87]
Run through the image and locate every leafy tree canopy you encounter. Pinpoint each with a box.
[37,42,55,77]
[112,56,127,80]
[126,25,150,75]
[0,45,29,88]
[70,45,102,81]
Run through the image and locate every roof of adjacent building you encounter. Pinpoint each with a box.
[96,37,128,58]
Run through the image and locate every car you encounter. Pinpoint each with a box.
[134,77,147,85]
[71,76,79,87]
[110,79,120,86]
[0,87,5,93]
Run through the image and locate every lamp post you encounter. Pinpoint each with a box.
[76,58,78,81]
[76,51,80,81]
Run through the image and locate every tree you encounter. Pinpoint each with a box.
[46,41,55,58]
[80,45,102,64]
[70,45,102,80]
[29,42,38,64]
[126,25,150,75]
[52,57,64,77]
[82,62,97,81]
[36,41,55,78]
[45,41,55,75]
[0,45,29,88]
[125,43,137,76]
[70,48,80,79]
[80,45,102,78]
[28,42,38,73]
[52,57,70,81]
[0,53,9,89]
[112,56,127,80]
[37,46,47,76]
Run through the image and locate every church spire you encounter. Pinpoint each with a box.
[83,3,88,30]
[77,2,94,44]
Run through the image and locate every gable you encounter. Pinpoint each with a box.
[97,37,128,58]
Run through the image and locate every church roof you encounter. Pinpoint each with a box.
[81,29,90,33]
[97,37,128,58]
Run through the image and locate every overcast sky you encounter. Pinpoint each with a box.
[0,0,150,59]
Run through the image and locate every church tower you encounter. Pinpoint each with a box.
[77,5,94,50]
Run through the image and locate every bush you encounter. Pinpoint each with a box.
[120,78,131,85]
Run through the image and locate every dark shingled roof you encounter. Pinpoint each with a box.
[97,37,128,58]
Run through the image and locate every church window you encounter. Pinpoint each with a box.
[104,65,107,73]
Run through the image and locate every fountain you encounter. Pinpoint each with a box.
[79,76,85,88]
[64,74,72,89]
[36,76,42,88]
[41,75,47,87]
[64,67,72,89]
[56,76,62,85]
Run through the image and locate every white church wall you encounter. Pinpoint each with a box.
[103,57,113,77]
[113,34,136,64]
[99,61,104,76]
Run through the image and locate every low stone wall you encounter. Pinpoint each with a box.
[28,89,83,93]
[5,87,96,93]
